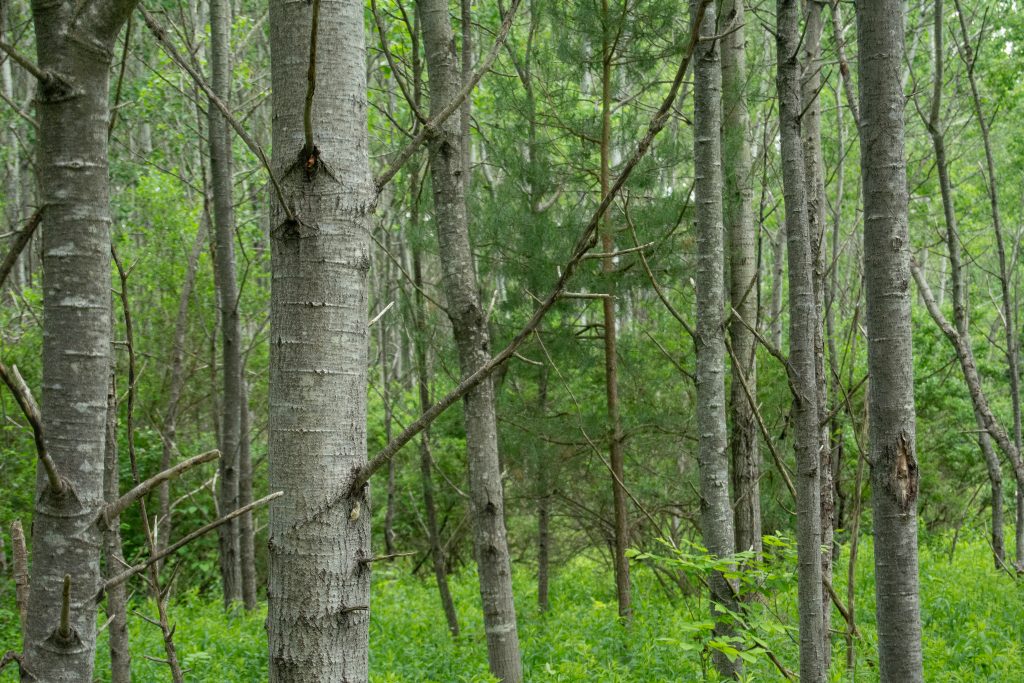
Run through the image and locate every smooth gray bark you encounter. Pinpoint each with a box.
[23,2,133,679]
[693,3,739,677]
[777,0,827,679]
[721,0,761,560]
[238,377,257,608]
[419,0,522,679]
[856,1,925,679]
[208,0,242,606]
[267,0,373,679]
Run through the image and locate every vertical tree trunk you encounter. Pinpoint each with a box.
[777,0,827,679]
[536,364,552,614]
[0,1,22,296]
[267,0,373,678]
[208,0,242,606]
[693,2,738,677]
[377,237,397,557]
[800,0,833,658]
[23,4,134,679]
[856,0,925,679]
[599,0,631,623]
[104,376,131,683]
[238,377,257,608]
[419,1,523,680]
[721,0,761,560]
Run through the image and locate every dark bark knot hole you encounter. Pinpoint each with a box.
[891,435,919,512]
[298,144,321,180]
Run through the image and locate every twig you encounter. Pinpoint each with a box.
[0,38,60,86]
[374,0,524,192]
[0,651,25,675]
[360,551,416,563]
[0,362,63,492]
[370,0,425,123]
[581,242,654,260]
[368,301,394,327]
[0,208,42,291]
[101,491,283,593]
[102,449,220,526]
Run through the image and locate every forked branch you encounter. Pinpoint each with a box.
[101,449,220,527]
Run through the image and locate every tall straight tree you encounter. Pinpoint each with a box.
[266,0,373,678]
[856,0,925,679]
[692,2,738,677]
[777,0,827,678]
[721,0,761,559]
[208,0,243,607]
[22,0,136,678]
[419,0,523,679]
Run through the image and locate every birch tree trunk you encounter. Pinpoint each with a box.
[23,2,134,679]
[419,0,523,678]
[777,0,827,678]
[856,0,925,679]
[693,3,738,677]
[267,0,373,678]
[721,0,761,559]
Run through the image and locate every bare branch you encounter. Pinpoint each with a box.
[0,362,63,493]
[101,491,282,594]
[0,209,42,290]
[102,449,220,526]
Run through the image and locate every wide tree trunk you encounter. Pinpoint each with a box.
[721,0,761,560]
[856,0,925,679]
[267,0,373,679]
[692,2,738,677]
[419,1,523,680]
[208,0,242,606]
[23,3,134,679]
[777,0,827,679]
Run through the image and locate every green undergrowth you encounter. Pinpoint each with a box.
[1,531,1022,681]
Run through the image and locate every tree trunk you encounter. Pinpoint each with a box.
[23,3,134,679]
[856,0,925,679]
[104,376,131,683]
[419,1,523,679]
[721,0,761,560]
[536,365,552,614]
[599,0,631,623]
[777,0,827,679]
[267,0,373,679]
[800,0,833,659]
[208,0,242,606]
[238,377,257,609]
[693,2,739,677]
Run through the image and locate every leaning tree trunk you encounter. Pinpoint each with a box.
[208,0,242,606]
[692,2,739,678]
[267,0,373,679]
[856,1,925,680]
[777,0,827,679]
[721,0,761,560]
[23,2,134,679]
[419,0,523,680]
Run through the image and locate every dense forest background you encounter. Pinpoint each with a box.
[1,0,1023,680]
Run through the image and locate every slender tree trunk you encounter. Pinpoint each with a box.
[267,0,373,678]
[777,0,827,679]
[856,1,925,679]
[378,237,397,557]
[238,377,257,608]
[536,364,552,613]
[0,2,22,296]
[23,3,134,679]
[721,0,761,560]
[800,0,834,658]
[104,376,131,683]
[419,1,522,679]
[599,0,631,623]
[693,2,738,677]
[208,0,242,606]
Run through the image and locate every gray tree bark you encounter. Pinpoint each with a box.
[23,2,135,679]
[777,0,827,679]
[419,0,523,680]
[693,3,739,677]
[208,0,243,606]
[721,0,761,560]
[267,0,373,679]
[238,377,257,608]
[856,0,925,679]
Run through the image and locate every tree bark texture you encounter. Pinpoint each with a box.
[24,2,133,679]
[721,0,761,559]
[693,3,739,677]
[856,1,925,679]
[267,0,373,679]
[777,0,827,679]
[419,0,523,679]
